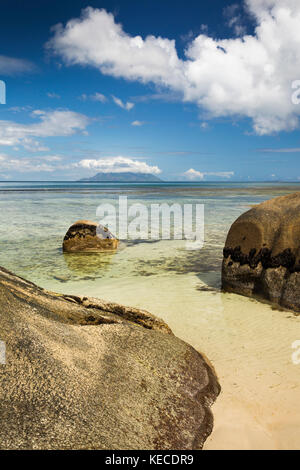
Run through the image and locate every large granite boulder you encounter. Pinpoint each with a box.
[222,192,300,312]
[63,220,119,252]
[0,267,220,450]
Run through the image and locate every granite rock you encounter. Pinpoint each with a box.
[0,267,220,450]
[222,192,300,312]
[63,220,119,253]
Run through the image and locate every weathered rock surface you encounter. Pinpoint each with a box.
[222,192,300,312]
[63,220,119,252]
[0,267,220,450]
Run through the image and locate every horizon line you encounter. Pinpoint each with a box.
[0,180,300,184]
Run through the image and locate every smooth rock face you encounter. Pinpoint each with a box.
[63,220,119,252]
[0,267,220,450]
[222,192,300,312]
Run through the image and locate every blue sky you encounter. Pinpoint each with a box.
[1,0,300,181]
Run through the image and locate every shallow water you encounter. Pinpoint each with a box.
[1,181,300,449]
[1,181,299,287]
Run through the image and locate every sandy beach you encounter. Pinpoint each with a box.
[62,270,300,450]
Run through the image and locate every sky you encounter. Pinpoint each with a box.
[1,0,300,181]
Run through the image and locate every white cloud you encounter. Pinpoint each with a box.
[47,92,61,99]
[0,55,34,75]
[223,3,247,37]
[258,147,300,153]
[131,120,145,126]
[47,8,184,90]
[184,169,205,180]
[8,106,32,113]
[0,153,66,174]
[0,154,56,173]
[40,154,63,162]
[76,156,161,174]
[184,168,234,180]
[0,109,89,150]
[20,139,49,152]
[112,95,134,110]
[48,2,300,134]
[92,92,107,103]
[132,92,180,103]
[80,92,107,102]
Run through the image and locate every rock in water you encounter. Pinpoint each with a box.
[63,220,119,252]
[222,192,300,312]
[0,267,220,450]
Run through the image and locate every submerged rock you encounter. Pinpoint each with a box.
[63,220,119,252]
[0,267,220,450]
[222,192,300,312]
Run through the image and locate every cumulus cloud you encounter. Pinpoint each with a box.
[47,1,300,134]
[184,169,205,180]
[0,109,89,150]
[112,96,134,110]
[76,156,161,174]
[184,168,234,180]
[0,55,35,75]
[47,8,184,90]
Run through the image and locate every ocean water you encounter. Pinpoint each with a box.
[0,181,299,288]
[1,181,300,449]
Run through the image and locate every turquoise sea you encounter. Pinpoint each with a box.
[1,181,300,449]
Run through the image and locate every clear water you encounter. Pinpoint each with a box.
[1,181,300,449]
[0,181,299,289]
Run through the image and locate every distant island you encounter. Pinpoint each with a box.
[79,172,163,182]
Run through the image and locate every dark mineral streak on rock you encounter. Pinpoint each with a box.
[222,192,300,312]
[223,246,296,271]
[63,223,98,241]
[63,220,119,252]
[0,266,220,450]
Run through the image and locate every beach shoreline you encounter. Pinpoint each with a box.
[51,271,300,450]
